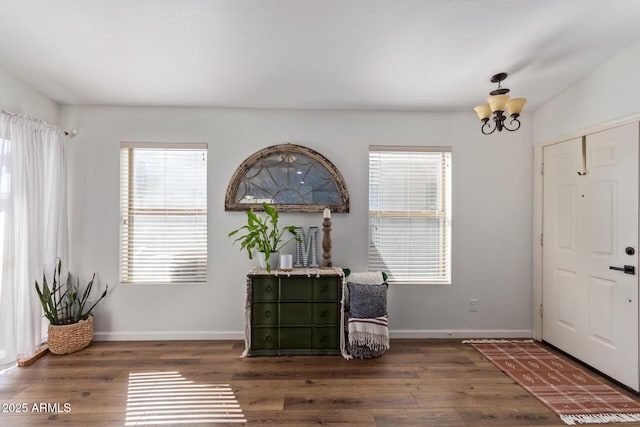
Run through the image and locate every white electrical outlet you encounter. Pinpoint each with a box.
[469,299,478,312]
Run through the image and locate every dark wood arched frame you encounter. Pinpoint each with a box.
[225,143,349,213]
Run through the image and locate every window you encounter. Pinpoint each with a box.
[225,143,349,213]
[368,146,451,284]
[120,143,207,284]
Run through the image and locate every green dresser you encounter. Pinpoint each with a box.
[245,268,343,356]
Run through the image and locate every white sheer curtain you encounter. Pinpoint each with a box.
[0,109,68,371]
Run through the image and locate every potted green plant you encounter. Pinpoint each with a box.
[228,202,298,272]
[35,259,108,354]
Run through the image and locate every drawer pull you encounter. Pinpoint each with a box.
[265,284,272,292]
[319,310,327,318]
[265,310,272,318]
[265,335,272,342]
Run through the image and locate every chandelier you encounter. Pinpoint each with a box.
[474,72,527,135]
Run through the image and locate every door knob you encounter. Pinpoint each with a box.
[609,265,635,275]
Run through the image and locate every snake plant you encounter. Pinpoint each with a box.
[35,259,108,325]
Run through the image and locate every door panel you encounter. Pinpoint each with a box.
[588,275,614,345]
[556,268,578,330]
[588,181,614,255]
[556,186,577,250]
[543,122,639,391]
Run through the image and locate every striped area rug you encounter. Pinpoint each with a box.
[467,340,640,425]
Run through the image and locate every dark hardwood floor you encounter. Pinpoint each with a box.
[1,339,640,426]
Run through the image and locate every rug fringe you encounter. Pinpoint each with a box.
[462,339,534,344]
[560,413,640,425]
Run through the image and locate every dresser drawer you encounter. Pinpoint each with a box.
[312,327,339,349]
[252,277,279,301]
[280,327,312,349]
[313,277,340,300]
[251,327,279,350]
[280,277,313,300]
[279,303,312,325]
[252,303,278,326]
[312,302,339,325]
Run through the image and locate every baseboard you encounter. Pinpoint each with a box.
[94,329,532,341]
[93,331,245,341]
[389,329,533,339]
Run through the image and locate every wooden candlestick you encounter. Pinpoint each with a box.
[321,218,332,268]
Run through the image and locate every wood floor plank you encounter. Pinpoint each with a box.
[283,391,418,410]
[242,409,376,426]
[235,394,285,411]
[12,382,129,399]
[0,413,126,427]
[0,383,30,399]
[1,339,639,426]
[455,406,561,426]
[411,391,483,409]
[373,408,466,427]
[231,378,355,394]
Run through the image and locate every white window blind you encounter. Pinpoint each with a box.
[368,146,451,284]
[120,142,207,284]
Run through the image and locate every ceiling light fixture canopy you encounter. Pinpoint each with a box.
[474,72,527,135]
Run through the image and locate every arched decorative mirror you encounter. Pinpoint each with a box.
[225,143,349,213]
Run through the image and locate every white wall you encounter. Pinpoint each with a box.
[0,67,59,124]
[534,38,640,144]
[60,105,534,340]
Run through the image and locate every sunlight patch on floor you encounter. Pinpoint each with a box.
[0,362,16,376]
[125,371,246,425]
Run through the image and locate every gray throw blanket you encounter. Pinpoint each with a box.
[345,271,389,359]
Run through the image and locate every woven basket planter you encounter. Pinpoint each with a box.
[47,315,94,355]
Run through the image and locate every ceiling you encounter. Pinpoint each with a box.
[1,0,640,112]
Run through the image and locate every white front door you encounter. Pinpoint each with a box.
[542,122,639,391]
